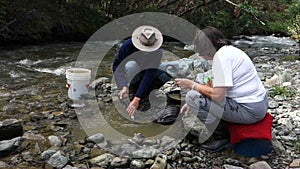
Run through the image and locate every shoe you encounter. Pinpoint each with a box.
[200,137,230,152]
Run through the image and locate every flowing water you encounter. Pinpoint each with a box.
[0,36,298,140]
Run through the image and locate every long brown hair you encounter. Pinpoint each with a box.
[194,26,231,57]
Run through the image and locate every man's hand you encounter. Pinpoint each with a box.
[180,103,190,115]
[119,86,129,100]
[174,78,194,89]
[127,97,140,117]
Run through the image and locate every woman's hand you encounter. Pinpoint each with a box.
[180,103,190,115]
[127,97,140,117]
[174,78,194,89]
[119,86,129,100]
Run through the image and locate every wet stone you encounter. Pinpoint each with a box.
[132,147,159,158]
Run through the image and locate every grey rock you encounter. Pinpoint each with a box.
[249,161,271,169]
[0,161,10,168]
[268,100,279,109]
[0,119,23,141]
[182,156,198,163]
[90,153,114,167]
[150,154,167,169]
[86,133,104,144]
[120,144,137,156]
[0,136,24,156]
[130,160,145,169]
[181,151,193,157]
[48,135,62,147]
[223,164,244,169]
[63,165,79,169]
[274,95,285,101]
[47,151,69,169]
[160,136,177,149]
[110,157,129,168]
[22,128,44,137]
[225,158,241,166]
[289,159,300,168]
[89,77,110,89]
[10,154,22,164]
[22,151,33,162]
[41,149,57,160]
[182,114,210,143]
[132,147,159,158]
[128,133,145,146]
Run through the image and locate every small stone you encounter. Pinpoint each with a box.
[63,165,79,169]
[22,151,33,162]
[150,154,167,169]
[48,135,62,147]
[223,164,244,169]
[274,95,285,101]
[47,151,69,169]
[181,151,193,157]
[41,150,57,160]
[249,161,272,169]
[145,159,154,166]
[130,160,145,169]
[260,155,269,160]
[0,161,10,168]
[268,101,279,109]
[225,158,241,166]
[90,153,114,167]
[110,157,129,168]
[0,137,24,156]
[290,159,300,168]
[132,147,159,158]
[86,133,105,144]
[0,119,23,141]
[90,147,106,158]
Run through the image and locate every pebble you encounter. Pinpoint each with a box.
[48,135,62,147]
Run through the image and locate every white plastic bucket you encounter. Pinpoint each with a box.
[66,68,91,100]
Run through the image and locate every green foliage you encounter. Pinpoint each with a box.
[268,85,296,98]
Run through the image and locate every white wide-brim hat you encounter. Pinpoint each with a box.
[131,25,163,52]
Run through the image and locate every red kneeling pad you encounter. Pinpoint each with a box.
[227,113,273,144]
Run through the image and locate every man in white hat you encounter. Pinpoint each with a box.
[113,25,171,118]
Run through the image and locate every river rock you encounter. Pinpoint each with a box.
[22,151,33,162]
[223,164,244,169]
[0,136,24,157]
[23,132,46,141]
[89,77,110,89]
[132,147,159,158]
[0,161,10,168]
[0,119,23,141]
[249,161,271,169]
[90,153,114,167]
[130,160,145,169]
[41,149,57,160]
[48,135,62,147]
[268,100,279,109]
[110,157,129,168]
[63,165,79,169]
[290,159,300,168]
[182,114,210,143]
[150,154,167,169]
[47,151,69,169]
[86,133,104,144]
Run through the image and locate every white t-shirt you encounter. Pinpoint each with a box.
[212,45,266,103]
